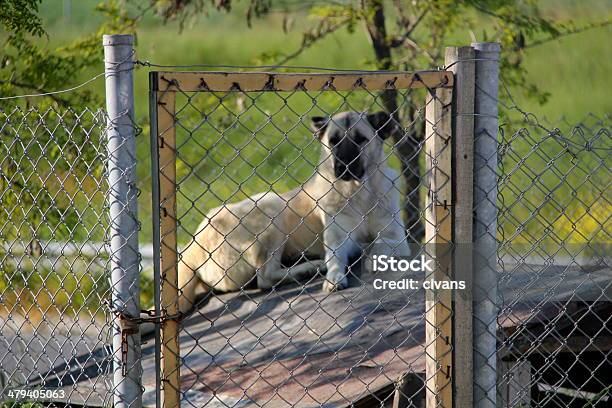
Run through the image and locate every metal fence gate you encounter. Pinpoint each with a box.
[148,67,458,407]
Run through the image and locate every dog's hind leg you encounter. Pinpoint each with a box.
[257,250,325,289]
[139,252,207,337]
[177,260,206,315]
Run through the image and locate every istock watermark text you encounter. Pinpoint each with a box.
[372,255,433,272]
[370,254,465,291]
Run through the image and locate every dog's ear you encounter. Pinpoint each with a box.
[310,116,328,139]
[311,116,328,138]
[367,111,397,140]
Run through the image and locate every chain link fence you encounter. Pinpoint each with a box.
[0,35,144,408]
[0,106,146,408]
[0,105,115,406]
[492,112,611,407]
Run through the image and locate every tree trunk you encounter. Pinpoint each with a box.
[363,0,424,243]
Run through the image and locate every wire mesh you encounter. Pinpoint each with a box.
[470,103,611,406]
[149,71,455,407]
[492,113,611,407]
[0,105,143,407]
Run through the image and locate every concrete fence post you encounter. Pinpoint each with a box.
[104,33,142,408]
[471,41,501,408]
[446,45,476,408]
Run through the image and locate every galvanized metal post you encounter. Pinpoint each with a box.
[104,33,142,408]
[471,42,500,408]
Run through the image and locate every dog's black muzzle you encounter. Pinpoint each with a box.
[334,162,364,181]
[332,139,365,181]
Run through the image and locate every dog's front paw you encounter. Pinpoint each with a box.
[322,275,348,292]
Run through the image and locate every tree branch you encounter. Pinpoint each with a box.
[390,7,429,48]
[524,20,611,50]
[274,18,351,66]
[393,37,436,65]
[362,0,392,70]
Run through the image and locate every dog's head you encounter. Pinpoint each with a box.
[312,111,397,182]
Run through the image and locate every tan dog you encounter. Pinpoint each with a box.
[177,111,410,314]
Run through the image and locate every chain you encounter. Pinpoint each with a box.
[103,300,183,376]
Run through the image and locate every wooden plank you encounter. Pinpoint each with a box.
[424,85,453,408]
[503,334,612,356]
[425,88,453,208]
[157,90,181,408]
[537,383,609,403]
[446,46,476,408]
[497,360,532,407]
[155,71,453,92]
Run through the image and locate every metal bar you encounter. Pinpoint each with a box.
[103,33,142,408]
[156,87,181,408]
[149,72,163,408]
[446,45,476,408]
[425,85,453,408]
[154,71,453,92]
[471,41,501,408]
